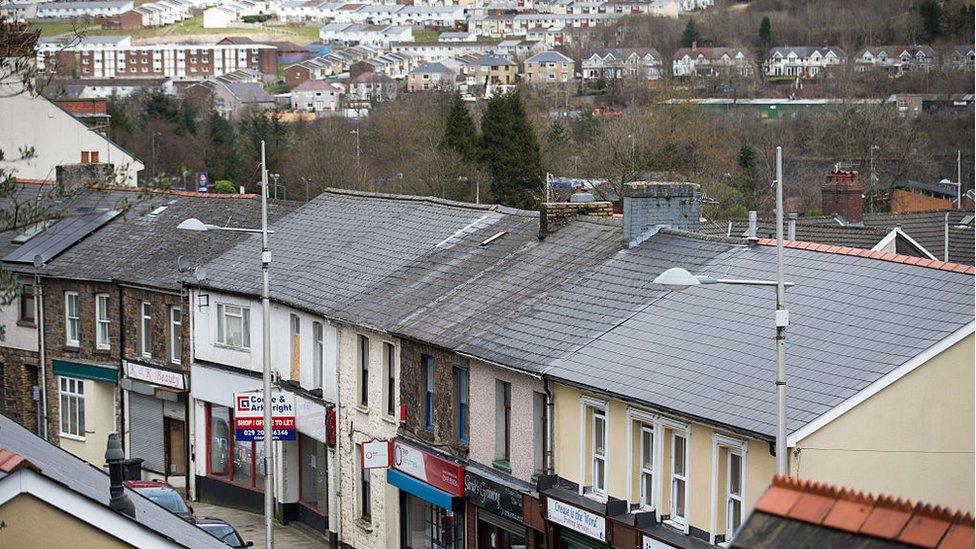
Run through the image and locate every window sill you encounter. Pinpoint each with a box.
[61,345,80,353]
[662,519,687,533]
[213,342,251,353]
[584,491,607,503]
[60,432,85,442]
[491,460,511,473]
[355,518,373,532]
[355,405,370,415]
[381,415,398,425]
[95,348,112,355]
[16,320,36,328]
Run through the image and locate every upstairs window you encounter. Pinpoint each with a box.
[95,294,110,350]
[216,304,250,348]
[422,354,434,430]
[140,301,151,357]
[455,367,468,443]
[64,292,79,346]
[358,334,369,407]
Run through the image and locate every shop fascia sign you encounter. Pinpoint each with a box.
[360,439,392,469]
[392,439,464,497]
[124,361,186,390]
[234,390,296,441]
[546,497,607,542]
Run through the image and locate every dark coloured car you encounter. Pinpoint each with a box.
[195,517,254,548]
[124,480,194,521]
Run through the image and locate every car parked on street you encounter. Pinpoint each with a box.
[195,517,254,548]
[124,480,195,521]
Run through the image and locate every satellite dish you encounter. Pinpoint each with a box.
[32,254,44,270]
[194,267,208,282]
[176,255,190,273]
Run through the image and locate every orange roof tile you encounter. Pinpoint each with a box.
[753,476,975,548]
[0,448,38,473]
[756,238,976,275]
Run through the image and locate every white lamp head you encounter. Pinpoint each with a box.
[653,267,702,292]
[177,218,210,232]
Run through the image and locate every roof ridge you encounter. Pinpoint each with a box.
[322,187,538,216]
[660,227,746,245]
[756,238,975,274]
[87,184,258,199]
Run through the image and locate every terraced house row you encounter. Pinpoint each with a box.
[0,166,972,549]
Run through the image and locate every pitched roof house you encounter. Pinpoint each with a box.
[765,46,847,78]
[672,46,753,77]
[581,47,663,80]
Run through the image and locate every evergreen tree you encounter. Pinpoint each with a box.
[439,92,478,164]
[479,90,544,209]
[759,16,772,48]
[736,145,760,208]
[916,0,943,39]
[681,18,701,48]
[203,111,237,182]
[545,119,569,149]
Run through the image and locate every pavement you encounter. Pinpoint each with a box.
[192,502,329,548]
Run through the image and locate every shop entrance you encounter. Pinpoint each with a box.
[165,417,186,476]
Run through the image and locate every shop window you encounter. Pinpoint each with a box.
[59,376,85,439]
[422,354,434,430]
[532,391,545,474]
[18,283,35,324]
[216,303,250,348]
[384,342,395,417]
[455,367,468,443]
[64,291,79,346]
[207,403,264,490]
[95,293,110,350]
[170,307,182,364]
[299,434,328,514]
[140,301,151,357]
[209,404,231,475]
[358,334,369,407]
[312,321,324,389]
[494,380,511,469]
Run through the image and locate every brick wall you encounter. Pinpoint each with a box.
[41,278,122,445]
[539,201,614,238]
[398,338,468,458]
[821,170,863,224]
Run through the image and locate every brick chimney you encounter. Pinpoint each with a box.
[56,163,117,189]
[539,199,614,239]
[622,181,701,247]
[821,168,863,224]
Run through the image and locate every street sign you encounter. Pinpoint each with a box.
[234,390,296,441]
[360,439,392,469]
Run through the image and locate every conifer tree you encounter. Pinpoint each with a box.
[479,90,544,209]
[439,92,478,164]
[681,18,701,48]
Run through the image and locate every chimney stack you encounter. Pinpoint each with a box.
[821,168,863,224]
[622,181,701,247]
[787,213,797,240]
[105,433,135,518]
[746,210,758,243]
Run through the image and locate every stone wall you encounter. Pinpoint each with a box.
[0,346,40,432]
[120,286,189,371]
[539,201,614,238]
[399,338,469,459]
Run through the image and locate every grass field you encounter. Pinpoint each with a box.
[32,15,325,44]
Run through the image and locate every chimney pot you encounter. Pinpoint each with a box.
[787,212,797,240]
[105,433,135,518]
[746,210,758,242]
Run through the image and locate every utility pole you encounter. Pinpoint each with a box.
[260,141,275,549]
[774,146,789,476]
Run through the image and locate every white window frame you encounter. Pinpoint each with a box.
[216,303,251,349]
[727,449,744,536]
[639,425,654,510]
[170,306,182,364]
[670,431,689,528]
[592,408,607,495]
[710,433,748,544]
[58,376,85,440]
[95,293,110,350]
[578,396,609,500]
[140,301,151,358]
[64,291,79,347]
[312,321,324,389]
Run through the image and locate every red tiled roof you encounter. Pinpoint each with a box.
[13,178,55,185]
[0,449,38,473]
[756,238,976,275]
[755,476,975,548]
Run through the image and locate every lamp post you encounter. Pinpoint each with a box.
[653,147,793,475]
[178,141,276,548]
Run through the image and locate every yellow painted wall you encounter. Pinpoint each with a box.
[793,333,975,512]
[0,494,133,548]
[551,383,777,538]
[60,379,116,468]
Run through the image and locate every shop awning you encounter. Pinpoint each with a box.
[387,469,457,510]
[52,359,117,384]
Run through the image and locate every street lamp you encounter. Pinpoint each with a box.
[179,141,276,549]
[653,146,793,476]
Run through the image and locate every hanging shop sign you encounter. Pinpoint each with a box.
[361,439,392,469]
[234,390,296,441]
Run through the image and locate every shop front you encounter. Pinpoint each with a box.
[387,438,465,549]
[464,463,534,549]
[537,477,628,549]
[122,360,188,484]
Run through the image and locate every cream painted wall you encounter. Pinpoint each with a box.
[59,378,116,469]
[0,277,38,351]
[0,494,133,548]
[467,359,545,481]
[792,333,975,512]
[551,383,777,540]
[336,324,400,549]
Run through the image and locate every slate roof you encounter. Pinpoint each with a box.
[410,62,456,75]
[525,50,573,64]
[539,230,974,438]
[0,413,225,548]
[861,210,975,265]
[699,217,889,251]
[219,81,275,104]
[37,191,295,291]
[768,46,847,59]
[195,190,532,325]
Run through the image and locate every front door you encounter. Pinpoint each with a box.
[165,417,186,476]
